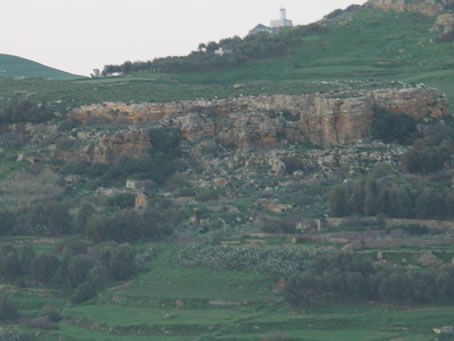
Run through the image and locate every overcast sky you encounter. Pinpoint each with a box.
[1,0,367,76]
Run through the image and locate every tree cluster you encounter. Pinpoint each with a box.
[0,99,53,123]
[331,122,454,219]
[330,171,454,220]
[403,139,453,174]
[370,109,418,145]
[100,24,325,76]
[285,252,454,306]
[0,242,136,304]
[84,209,171,243]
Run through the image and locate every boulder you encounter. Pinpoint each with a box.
[256,200,293,214]
[417,252,442,267]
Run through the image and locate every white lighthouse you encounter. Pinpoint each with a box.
[270,7,293,28]
[280,7,287,21]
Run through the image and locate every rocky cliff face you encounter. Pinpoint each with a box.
[71,87,448,150]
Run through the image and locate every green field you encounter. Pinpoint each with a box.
[1,241,448,341]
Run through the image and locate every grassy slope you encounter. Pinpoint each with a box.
[0,54,83,80]
[3,6,454,341]
[1,7,453,111]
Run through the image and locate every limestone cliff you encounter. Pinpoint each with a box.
[71,87,448,149]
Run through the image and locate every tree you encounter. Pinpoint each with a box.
[68,255,95,288]
[0,295,18,322]
[90,69,101,78]
[31,254,60,284]
[0,211,16,236]
[106,244,136,281]
[28,201,71,235]
[0,246,21,282]
[20,245,35,274]
[206,41,219,53]
[77,202,95,234]
[198,43,206,52]
[330,184,350,217]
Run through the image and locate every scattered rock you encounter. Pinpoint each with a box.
[377,251,384,261]
[342,244,354,254]
[134,193,147,209]
[213,177,228,187]
[256,200,293,214]
[417,252,442,267]
[433,325,454,335]
[273,278,286,292]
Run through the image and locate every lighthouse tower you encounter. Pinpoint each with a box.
[270,7,293,28]
[280,7,287,21]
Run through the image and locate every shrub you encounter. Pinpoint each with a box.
[0,99,53,123]
[20,245,35,274]
[330,184,350,217]
[58,118,81,131]
[55,137,76,151]
[0,245,21,282]
[40,305,61,323]
[148,128,181,159]
[0,295,18,322]
[262,217,297,234]
[0,167,64,212]
[28,201,72,235]
[399,224,430,235]
[86,263,109,289]
[164,172,190,192]
[68,255,96,288]
[31,254,60,284]
[403,139,453,174]
[105,193,136,209]
[71,281,97,304]
[438,30,454,42]
[86,211,141,242]
[282,157,304,175]
[0,211,16,236]
[0,328,34,341]
[196,189,219,202]
[106,244,136,281]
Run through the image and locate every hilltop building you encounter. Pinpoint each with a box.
[270,8,293,28]
[248,8,293,35]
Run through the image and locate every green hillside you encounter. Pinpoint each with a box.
[0,54,83,80]
[2,2,454,341]
[1,3,452,110]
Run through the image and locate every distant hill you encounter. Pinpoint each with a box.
[0,54,83,80]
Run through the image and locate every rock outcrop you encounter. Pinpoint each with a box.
[367,0,445,16]
[432,13,454,33]
[79,129,152,164]
[71,87,448,149]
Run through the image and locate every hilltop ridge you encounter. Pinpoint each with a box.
[366,0,454,16]
[0,54,83,80]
